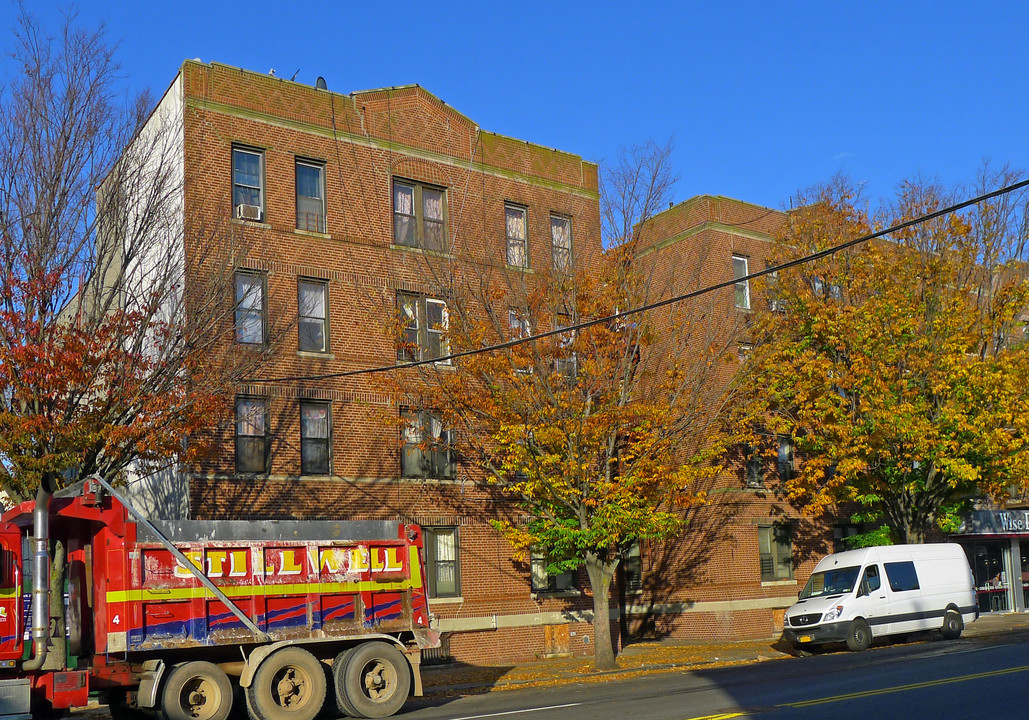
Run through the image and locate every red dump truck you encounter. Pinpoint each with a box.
[0,475,438,720]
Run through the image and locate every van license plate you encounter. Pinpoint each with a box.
[798,635,812,643]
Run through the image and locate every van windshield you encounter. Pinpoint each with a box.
[799,565,861,599]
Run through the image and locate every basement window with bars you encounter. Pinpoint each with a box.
[759,523,793,582]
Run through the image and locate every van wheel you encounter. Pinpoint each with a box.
[941,609,963,640]
[846,618,871,651]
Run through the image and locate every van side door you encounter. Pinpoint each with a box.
[856,564,887,632]
[883,560,923,635]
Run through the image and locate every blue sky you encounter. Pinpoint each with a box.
[3,1,1026,210]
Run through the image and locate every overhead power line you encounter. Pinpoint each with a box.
[247,178,1029,385]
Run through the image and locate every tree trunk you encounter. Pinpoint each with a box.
[584,551,618,671]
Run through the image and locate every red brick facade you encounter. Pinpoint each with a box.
[133,61,837,666]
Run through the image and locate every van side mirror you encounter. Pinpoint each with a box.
[858,579,869,597]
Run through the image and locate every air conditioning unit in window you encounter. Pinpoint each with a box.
[235,204,262,221]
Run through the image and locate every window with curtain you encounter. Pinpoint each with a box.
[396,293,449,362]
[300,401,330,475]
[234,271,266,345]
[733,255,750,309]
[233,146,264,218]
[759,524,793,581]
[298,279,328,353]
[401,409,453,479]
[235,397,269,474]
[393,179,447,252]
[296,160,326,232]
[551,215,572,270]
[424,527,460,598]
[531,550,574,593]
[506,204,527,267]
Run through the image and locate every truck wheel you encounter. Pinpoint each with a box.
[941,609,963,640]
[162,661,233,720]
[846,618,871,652]
[246,647,326,720]
[334,641,411,719]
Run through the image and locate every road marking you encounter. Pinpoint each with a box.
[450,703,582,720]
[683,713,746,720]
[782,664,1029,708]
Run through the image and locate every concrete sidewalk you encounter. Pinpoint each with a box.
[420,611,1029,697]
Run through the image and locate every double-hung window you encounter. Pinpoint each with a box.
[296,159,326,232]
[393,179,446,252]
[554,312,577,379]
[424,527,460,598]
[733,255,750,309]
[551,215,572,271]
[234,271,266,345]
[531,550,574,593]
[298,279,329,353]
[777,436,795,481]
[300,401,330,475]
[397,293,449,362]
[232,146,264,221]
[759,524,793,581]
[236,397,269,474]
[744,444,764,488]
[506,204,528,267]
[401,409,454,479]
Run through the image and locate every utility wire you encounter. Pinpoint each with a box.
[247,178,1029,385]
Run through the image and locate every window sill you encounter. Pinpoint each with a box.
[390,243,453,259]
[531,589,582,600]
[505,264,534,274]
[294,228,331,239]
[428,596,464,605]
[298,350,334,360]
[761,579,797,587]
[232,218,271,229]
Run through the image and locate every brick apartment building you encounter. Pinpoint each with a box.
[122,60,842,664]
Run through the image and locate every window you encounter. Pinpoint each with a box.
[833,523,861,553]
[397,293,449,362]
[743,445,763,488]
[554,313,577,379]
[759,524,793,581]
[733,255,750,309]
[506,204,528,267]
[296,159,326,232]
[234,271,266,345]
[860,564,881,593]
[777,436,794,481]
[531,550,574,593]
[551,215,572,271]
[298,279,328,353]
[424,527,460,598]
[232,146,264,220]
[623,543,643,592]
[300,401,330,475]
[766,264,784,312]
[738,343,753,362]
[393,179,446,252]
[401,410,454,479]
[236,397,269,474]
[885,561,920,592]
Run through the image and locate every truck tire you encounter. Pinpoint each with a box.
[846,618,872,652]
[334,641,411,718]
[941,609,963,640]
[161,661,233,720]
[246,647,326,720]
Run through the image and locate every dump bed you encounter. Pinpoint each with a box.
[94,517,432,655]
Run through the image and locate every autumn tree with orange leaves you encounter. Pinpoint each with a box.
[738,173,1029,545]
[0,9,258,508]
[387,141,741,671]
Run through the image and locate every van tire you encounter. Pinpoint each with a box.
[941,609,963,640]
[846,619,871,651]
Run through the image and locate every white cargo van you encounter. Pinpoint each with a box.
[783,543,977,651]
